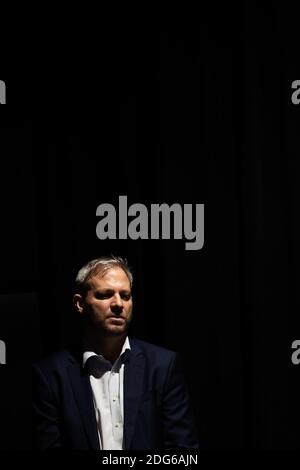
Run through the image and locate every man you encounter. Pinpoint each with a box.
[32,256,199,450]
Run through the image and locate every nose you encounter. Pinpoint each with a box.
[112,293,123,306]
[111,294,123,314]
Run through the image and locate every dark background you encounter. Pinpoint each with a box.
[1,4,300,450]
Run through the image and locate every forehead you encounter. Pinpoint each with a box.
[88,267,131,290]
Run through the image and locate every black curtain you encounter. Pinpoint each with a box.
[1,4,300,450]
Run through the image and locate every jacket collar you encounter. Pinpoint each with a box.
[123,339,145,449]
[67,355,100,450]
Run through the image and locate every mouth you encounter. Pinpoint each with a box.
[108,316,126,324]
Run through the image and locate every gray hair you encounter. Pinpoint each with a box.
[75,255,133,296]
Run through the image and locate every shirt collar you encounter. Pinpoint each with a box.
[82,336,131,368]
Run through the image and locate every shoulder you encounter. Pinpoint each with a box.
[32,348,79,375]
[129,339,187,388]
[129,338,177,364]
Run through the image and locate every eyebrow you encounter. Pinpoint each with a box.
[95,288,131,293]
[95,288,131,294]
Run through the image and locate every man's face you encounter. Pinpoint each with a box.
[75,267,133,336]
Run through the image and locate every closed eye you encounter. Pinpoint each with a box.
[94,290,131,300]
[121,292,131,301]
[95,291,113,300]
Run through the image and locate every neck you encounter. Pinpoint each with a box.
[84,328,126,364]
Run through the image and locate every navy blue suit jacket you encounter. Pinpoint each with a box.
[32,338,199,450]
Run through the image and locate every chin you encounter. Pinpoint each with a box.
[106,326,127,336]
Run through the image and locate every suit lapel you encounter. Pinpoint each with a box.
[124,340,145,449]
[67,359,100,450]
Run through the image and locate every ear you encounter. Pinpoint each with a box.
[73,293,84,314]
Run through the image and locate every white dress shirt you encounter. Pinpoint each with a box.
[83,337,131,450]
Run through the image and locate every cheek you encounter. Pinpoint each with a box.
[126,302,133,313]
[88,301,108,315]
